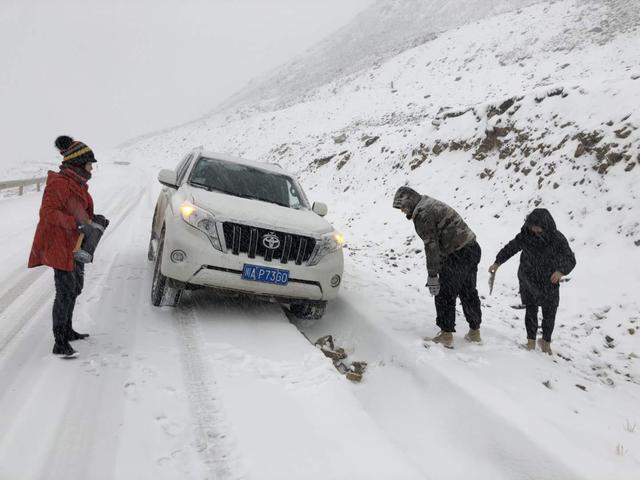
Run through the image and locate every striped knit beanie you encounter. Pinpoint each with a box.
[55,135,97,165]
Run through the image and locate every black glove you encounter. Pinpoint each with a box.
[426,276,440,296]
[93,214,110,229]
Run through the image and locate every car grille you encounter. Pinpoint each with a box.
[222,222,316,265]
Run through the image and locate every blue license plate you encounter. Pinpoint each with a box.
[241,264,289,286]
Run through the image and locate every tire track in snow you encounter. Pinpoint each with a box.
[179,293,426,480]
[297,296,591,480]
[175,298,247,480]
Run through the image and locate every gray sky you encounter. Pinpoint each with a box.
[0,0,372,175]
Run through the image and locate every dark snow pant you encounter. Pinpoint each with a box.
[52,262,84,343]
[525,303,557,342]
[435,240,482,333]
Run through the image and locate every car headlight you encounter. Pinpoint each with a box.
[308,232,345,266]
[179,202,222,251]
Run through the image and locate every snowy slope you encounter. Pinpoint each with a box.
[218,0,545,112]
[1,0,640,479]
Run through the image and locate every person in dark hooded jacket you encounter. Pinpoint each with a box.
[393,186,482,348]
[29,136,108,358]
[489,208,576,354]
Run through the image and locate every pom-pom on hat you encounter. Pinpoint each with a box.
[55,135,97,165]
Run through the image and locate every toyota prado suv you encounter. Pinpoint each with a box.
[148,148,345,319]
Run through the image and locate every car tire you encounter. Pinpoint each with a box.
[290,301,327,320]
[151,230,182,307]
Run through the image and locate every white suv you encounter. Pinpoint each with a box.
[148,149,345,319]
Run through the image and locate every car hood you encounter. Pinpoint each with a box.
[185,186,334,237]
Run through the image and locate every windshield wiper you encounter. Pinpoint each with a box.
[189,182,290,208]
[189,181,213,191]
[235,193,289,208]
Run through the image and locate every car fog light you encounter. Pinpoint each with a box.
[331,275,341,287]
[170,250,186,263]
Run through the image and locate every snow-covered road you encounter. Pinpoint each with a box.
[0,164,638,480]
[0,168,426,480]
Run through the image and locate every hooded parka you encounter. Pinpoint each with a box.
[495,208,576,306]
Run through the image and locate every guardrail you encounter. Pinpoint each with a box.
[0,176,47,196]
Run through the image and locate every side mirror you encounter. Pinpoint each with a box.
[158,169,178,189]
[312,202,328,217]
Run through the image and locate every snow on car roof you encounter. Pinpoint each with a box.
[198,151,288,176]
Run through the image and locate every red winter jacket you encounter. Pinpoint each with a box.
[28,169,94,272]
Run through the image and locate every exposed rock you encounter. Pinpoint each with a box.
[474,130,505,159]
[311,154,335,168]
[442,108,473,120]
[479,168,494,179]
[409,144,430,170]
[614,127,632,139]
[574,130,604,150]
[333,133,347,144]
[432,141,448,155]
[497,98,516,114]
[363,136,380,147]
[336,152,351,170]
[535,87,566,103]
[499,144,516,159]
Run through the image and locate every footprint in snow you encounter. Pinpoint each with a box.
[124,382,138,401]
[162,386,177,395]
[155,415,182,437]
[81,359,101,376]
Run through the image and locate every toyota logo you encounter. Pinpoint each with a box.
[262,233,281,250]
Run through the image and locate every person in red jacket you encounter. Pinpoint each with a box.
[29,136,106,358]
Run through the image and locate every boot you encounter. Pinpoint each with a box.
[431,331,454,349]
[68,329,90,341]
[464,328,481,343]
[525,339,536,351]
[537,338,553,355]
[53,341,78,358]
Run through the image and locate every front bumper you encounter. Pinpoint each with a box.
[160,215,344,302]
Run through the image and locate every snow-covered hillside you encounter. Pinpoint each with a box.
[1,0,639,479]
[218,0,545,112]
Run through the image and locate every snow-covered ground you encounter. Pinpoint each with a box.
[1,0,639,478]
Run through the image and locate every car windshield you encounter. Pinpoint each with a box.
[188,157,310,210]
